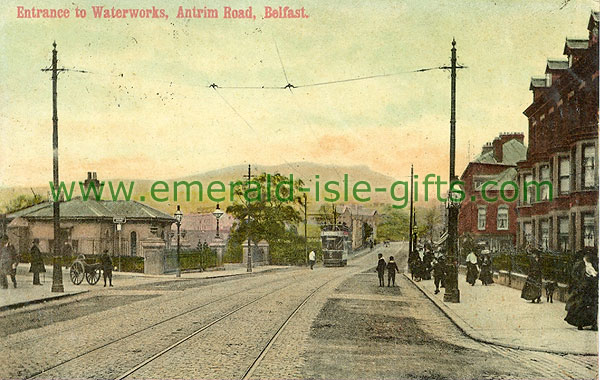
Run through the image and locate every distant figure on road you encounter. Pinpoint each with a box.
[376,253,386,287]
[101,250,113,287]
[0,236,12,289]
[466,250,479,286]
[565,252,598,330]
[478,250,494,286]
[29,238,45,285]
[521,252,542,303]
[7,242,18,288]
[386,256,399,287]
[308,250,316,270]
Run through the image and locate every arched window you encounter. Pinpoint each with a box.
[130,231,137,256]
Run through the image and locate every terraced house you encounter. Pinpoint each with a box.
[516,11,599,252]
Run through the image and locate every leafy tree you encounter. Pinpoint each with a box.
[314,204,339,225]
[376,206,409,241]
[2,194,44,214]
[226,173,304,264]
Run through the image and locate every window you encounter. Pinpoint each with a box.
[497,206,508,231]
[558,217,569,251]
[523,222,532,244]
[559,158,570,194]
[540,220,549,250]
[583,214,596,248]
[524,173,533,204]
[583,146,596,189]
[478,207,487,230]
[539,165,551,201]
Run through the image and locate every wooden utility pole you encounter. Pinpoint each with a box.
[303,193,307,264]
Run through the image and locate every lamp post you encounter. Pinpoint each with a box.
[213,203,224,238]
[297,194,308,265]
[174,205,183,278]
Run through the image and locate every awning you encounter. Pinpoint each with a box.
[434,232,448,246]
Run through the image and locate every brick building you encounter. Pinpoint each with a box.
[458,133,527,251]
[516,11,599,252]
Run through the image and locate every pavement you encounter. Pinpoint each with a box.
[0,263,286,311]
[405,271,599,356]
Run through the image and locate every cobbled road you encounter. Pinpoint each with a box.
[0,243,596,379]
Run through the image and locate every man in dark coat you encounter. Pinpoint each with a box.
[101,250,113,287]
[375,253,386,287]
[6,242,18,288]
[433,255,446,294]
[62,242,73,269]
[387,256,400,287]
[29,239,45,285]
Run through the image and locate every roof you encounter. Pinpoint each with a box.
[546,59,569,72]
[472,138,526,166]
[7,197,175,222]
[529,76,547,90]
[563,38,589,54]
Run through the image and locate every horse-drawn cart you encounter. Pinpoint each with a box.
[69,254,102,285]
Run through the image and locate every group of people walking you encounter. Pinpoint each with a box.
[465,249,494,286]
[520,249,598,331]
[375,253,399,287]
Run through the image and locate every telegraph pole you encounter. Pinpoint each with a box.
[303,193,307,264]
[246,164,252,273]
[41,42,88,292]
[443,38,461,303]
[408,165,414,258]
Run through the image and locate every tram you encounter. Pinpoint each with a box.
[320,224,351,267]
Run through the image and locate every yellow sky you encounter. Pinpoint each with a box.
[0,0,596,187]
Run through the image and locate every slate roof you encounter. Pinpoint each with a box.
[7,197,175,222]
[529,76,548,90]
[472,139,526,166]
[563,38,589,54]
[546,59,569,72]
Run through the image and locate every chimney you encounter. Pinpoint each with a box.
[492,137,503,163]
[481,143,493,155]
[82,172,101,194]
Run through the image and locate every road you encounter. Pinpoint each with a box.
[0,243,596,379]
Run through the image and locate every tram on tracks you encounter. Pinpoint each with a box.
[320,224,351,267]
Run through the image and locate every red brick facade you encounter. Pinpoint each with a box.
[516,12,599,253]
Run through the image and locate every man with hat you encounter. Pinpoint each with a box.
[29,238,45,285]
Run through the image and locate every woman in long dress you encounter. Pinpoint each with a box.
[521,253,542,303]
[479,251,494,286]
[565,253,598,330]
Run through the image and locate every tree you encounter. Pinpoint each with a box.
[314,204,338,225]
[226,173,304,264]
[2,193,44,214]
[376,205,409,242]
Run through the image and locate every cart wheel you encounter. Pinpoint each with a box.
[86,267,101,285]
[70,262,84,285]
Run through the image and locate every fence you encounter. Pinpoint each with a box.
[491,250,573,285]
[164,248,219,273]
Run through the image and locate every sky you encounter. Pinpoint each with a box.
[0,0,597,188]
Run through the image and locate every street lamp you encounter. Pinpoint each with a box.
[212,203,224,238]
[444,189,462,302]
[174,205,183,278]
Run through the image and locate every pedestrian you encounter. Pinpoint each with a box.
[29,238,45,285]
[465,250,479,286]
[386,256,399,287]
[478,250,494,286]
[375,253,386,287]
[565,252,598,330]
[7,242,18,288]
[432,254,446,294]
[0,236,12,289]
[408,248,421,281]
[521,252,543,303]
[101,250,113,287]
[308,250,316,270]
[62,241,73,269]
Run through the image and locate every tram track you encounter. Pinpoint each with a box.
[23,272,300,380]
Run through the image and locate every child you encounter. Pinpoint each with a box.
[387,256,400,287]
[375,253,386,287]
